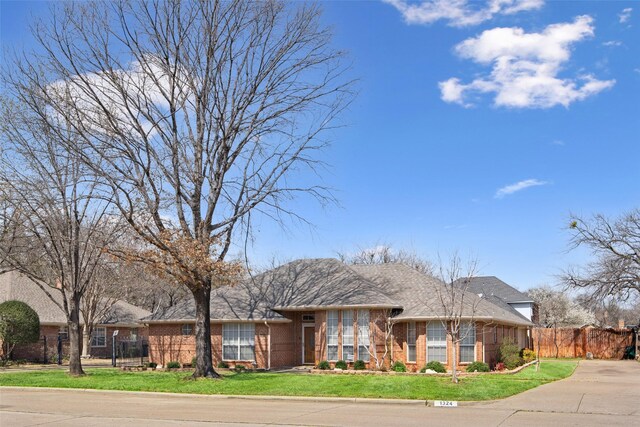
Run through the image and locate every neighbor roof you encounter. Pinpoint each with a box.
[455,276,533,303]
[0,270,150,326]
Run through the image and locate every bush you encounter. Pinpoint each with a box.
[494,362,505,371]
[353,359,366,370]
[422,361,446,373]
[317,360,330,370]
[0,300,40,359]
[146,362,157,369]
[465,361,490,372]
[334,360,348,370]
[391,361,406,372]
[234,365,247,372]
[499,338,523,370]
[191,356,197,367]
[166,361,181,369]
[521,348,536,363]
[217,361,229,369]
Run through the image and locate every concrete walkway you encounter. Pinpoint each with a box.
[1,360,638,426]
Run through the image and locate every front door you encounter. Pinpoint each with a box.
[303,326,315,364]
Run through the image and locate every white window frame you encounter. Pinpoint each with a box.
[357,309,370,362]
[407,322,417,363]
[91,327,107,348]
[342,310,354,362]
[130,328,138,342]
[459,322,476,364]
[181,324,193,335]
[427,322,447,363]
[326,310,339,361]
[58,326,69,340]
[222,323,255,361]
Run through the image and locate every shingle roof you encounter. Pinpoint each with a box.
[146,258,401,322]
[351,264,532,326]
[0,271,150,325]
[455,276,533,303]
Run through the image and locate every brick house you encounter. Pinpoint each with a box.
[0,270,150,361]
[147,259,533,370]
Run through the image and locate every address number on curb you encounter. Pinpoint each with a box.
[434,400,458,407]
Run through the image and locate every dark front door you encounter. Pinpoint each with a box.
[303,326,315,364]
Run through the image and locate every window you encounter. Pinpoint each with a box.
[407,322,416,363]
[427,322,447,363]
[223,323,255,360]
[327,310,338,361]
[493,326,498,344]
[460,322,476,363]
[91,327,106,347]
[58,326,68,340]
[130,328,138,342]
[357,310,370,362]
[342,310,354,362]
[181,324,193,335]
[302,314,315,322]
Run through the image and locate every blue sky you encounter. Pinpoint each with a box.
[2,1,639,291]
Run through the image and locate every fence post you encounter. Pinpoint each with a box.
[43,336,47,364]
[112,330,119,367]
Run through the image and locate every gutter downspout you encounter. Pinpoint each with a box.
[264,321,271,371]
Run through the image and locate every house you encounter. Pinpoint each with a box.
[147,259,533,370]
[0,270,150,361]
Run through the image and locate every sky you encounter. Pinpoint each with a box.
[1,1,639,292]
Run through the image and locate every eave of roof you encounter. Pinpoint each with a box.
[145,318,292,324]
[271,303,402,311]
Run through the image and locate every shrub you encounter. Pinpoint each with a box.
[353,359,366,370]
[422,361,446,373]
[190,356,197,367]
[391,361,406,372]
[494,362,505,371]
[0,300,40,359]
[334,360,348,370]
[466,361,490,372]
[499,338,523,370]
[166,361,181,369]
[521,348,536,363]
[146,362,157,369]
[217,361,229,369]
[234,365,247,372]
[317,360,330,370]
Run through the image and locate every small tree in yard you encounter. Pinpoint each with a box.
[429,253,482,383]
[0,300,40,360]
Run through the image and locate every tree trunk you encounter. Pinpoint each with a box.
[451,340,458,384]
[67,295,85,376]
[81,324,91,358]
[192,284,220,379]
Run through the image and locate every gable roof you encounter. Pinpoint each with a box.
[455,276,533,303]
[351,264,532,326]
[0,270,150,326]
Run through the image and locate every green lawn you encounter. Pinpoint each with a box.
[0,360,577,401]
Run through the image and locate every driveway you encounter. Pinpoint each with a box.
[1,360,638,426]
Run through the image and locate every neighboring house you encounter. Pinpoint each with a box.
[0,270,150,361]
[147,259,533,370]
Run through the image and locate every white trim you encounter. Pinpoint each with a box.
[301,323,314,364]
[91,327,107,348]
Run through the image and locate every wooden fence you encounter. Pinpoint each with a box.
[532,327,634,359]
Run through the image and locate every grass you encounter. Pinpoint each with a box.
[0,360,577,401]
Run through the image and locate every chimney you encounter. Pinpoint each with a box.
[618,319,625,329]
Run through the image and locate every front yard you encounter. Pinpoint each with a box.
[0,360,577,401]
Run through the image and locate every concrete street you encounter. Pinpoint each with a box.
[1,360,638,426]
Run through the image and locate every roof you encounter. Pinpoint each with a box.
[455,276,533,303]
[0,270,150,325]
[351,264,533,326]
[146,258,400,322]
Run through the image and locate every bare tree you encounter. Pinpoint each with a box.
[5,1,354,378]
[338,244,434,276]
[0,98,124,375]
[430,253,481,383]
[360,308,399,370]
[563,209,640,302]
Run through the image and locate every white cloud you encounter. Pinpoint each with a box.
[495,179,548,198]
[384,0,544,27]
[440,16,616,108]
[602,40,622,47]
[619,8,632,24]
[551,139,565,146]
